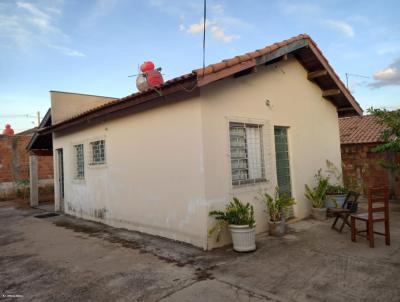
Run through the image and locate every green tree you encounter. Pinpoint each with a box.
[367,108,400,197]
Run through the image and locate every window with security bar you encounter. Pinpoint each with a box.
[229,122,266,186]
[90,140,105,165]
[74,144,84,179]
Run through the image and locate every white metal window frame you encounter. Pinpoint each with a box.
[89,139,106,166]
[226,117,272,190]
[73,143,85,180]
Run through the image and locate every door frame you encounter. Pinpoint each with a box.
[56,148,65,212]
[273,126,294,218]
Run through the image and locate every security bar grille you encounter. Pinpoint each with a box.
[74,144,84,179]
[90,140,105,165]
[229,122,266,186]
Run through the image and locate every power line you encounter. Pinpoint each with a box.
[201,0,207,77]
[345,72,371,89]
[0,114,36,118]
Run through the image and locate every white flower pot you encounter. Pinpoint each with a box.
[229,224,256,252]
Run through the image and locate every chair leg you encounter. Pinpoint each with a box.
[339,214,350,232]
[332,216,339,229]
[351,216,356,242]
[385,219,390,246]
[368,221,374,248]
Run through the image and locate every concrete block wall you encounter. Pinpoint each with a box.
[341,143,400,199]
[0,135,54,200]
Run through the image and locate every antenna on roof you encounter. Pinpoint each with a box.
[345,73,370,90]
[201,0,207,78]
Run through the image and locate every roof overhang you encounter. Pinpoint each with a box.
[194,36,362,117]
[27,109,53,154]
[40,34,362,135]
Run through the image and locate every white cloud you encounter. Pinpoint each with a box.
[83,0,121,27]
[48,44,86,57]
[0,1,85,57]
[186,19,211,34]
[377,43,400,55]
[211,26,239,43]
[148,2,245,44]
[369,59,400,88]
[325,20,355,38]
[17,2,50,20]
[369,58,400,88]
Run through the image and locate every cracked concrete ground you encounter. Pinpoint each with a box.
[1,199,399,302]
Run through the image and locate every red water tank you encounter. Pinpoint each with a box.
[147,70,164,87]
[3,124,14,136]
[136,61,164,91]
[140,61,155,73]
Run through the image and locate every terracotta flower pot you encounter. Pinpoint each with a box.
[268,220,285,236]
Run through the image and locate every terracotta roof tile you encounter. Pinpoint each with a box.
[339,115,387,144]
[43,33,362,134]
[193,34,311,77]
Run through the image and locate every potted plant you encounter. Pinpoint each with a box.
[325,184,348,208]
[324,160,348,208]
[263,187,296,236]
[305,170,329,220]
[209,197,256,252]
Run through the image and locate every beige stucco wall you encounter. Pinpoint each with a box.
[51,57,343,250]
[51,91,117,124]
[53,98,208,249]
[201,57,342,249]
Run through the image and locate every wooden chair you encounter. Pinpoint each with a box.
[351,187,390,248]
[328,191,360,233]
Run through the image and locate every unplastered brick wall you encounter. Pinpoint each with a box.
[341,143,400,199]
[0,135,54,200]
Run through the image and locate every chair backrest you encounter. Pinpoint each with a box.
[368,187,389,219]
[343,191,360,213]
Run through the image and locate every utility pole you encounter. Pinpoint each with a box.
[37,111,40,127]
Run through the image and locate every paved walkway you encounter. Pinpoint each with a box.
[0,199,399,301]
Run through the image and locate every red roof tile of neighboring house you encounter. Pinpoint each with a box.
[40,34,363,135]
[339,115,387,144]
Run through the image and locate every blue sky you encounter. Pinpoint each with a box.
[1,0,399,132]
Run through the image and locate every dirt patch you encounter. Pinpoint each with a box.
[53,218,204,269]
[194,267,215,281]
[35,213,60,219]
[54,219,107,235]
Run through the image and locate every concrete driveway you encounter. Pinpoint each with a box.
[1,199,399,302]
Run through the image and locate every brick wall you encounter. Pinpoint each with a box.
[341,143,400,199]
[0,134,53,200]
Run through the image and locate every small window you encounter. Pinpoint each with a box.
[73,144,84,179]
[90,140,105,165]
[229,122,265,186]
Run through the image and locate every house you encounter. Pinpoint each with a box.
[339,115,400,199]
[38,34,362,250]
[0,124,53,202]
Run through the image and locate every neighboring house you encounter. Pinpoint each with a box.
[0,125,53,201]
[339,115,400,199]
[38,34,362,250]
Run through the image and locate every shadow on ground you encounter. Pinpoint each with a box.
[0,199,399,301]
